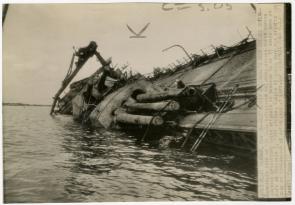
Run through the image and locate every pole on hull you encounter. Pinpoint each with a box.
[136,86,197,102]
[125,100,180,111]
[114,109,164,126]
[50,59,88,115]
[50,42,110,115]
[136,90,182,102]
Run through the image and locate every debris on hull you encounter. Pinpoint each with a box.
[51,39,257,154]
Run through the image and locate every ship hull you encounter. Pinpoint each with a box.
[57,40,257,153]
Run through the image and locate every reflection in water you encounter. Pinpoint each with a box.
[3,106,257,202]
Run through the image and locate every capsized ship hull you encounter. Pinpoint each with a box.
[54,40,257,154]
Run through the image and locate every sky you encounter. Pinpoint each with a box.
[2,3,256,104]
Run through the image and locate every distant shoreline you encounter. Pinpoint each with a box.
[3,103,51,107]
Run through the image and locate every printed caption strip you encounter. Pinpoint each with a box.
[257,4,291,199]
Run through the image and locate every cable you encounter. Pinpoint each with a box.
[180,112,211,148]
[190,85,238,153]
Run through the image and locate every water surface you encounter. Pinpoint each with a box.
[3,106,257,202]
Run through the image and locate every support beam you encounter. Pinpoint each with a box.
[50,42,109,115]
[136,87,197,102]
[114,110,164,126]
[136,90,181,102]
[125,100,180,111]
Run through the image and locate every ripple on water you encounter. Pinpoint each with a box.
[3,106,257,202]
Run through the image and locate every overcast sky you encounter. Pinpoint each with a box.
[3,3,256,104]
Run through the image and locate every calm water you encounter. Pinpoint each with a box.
[3,106,257,202]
